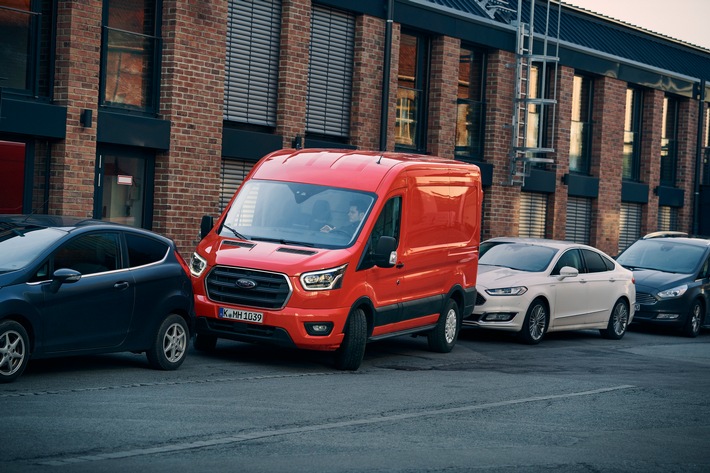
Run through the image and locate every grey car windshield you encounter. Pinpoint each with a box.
[221,180,375,249]
[616,240,706,274]
[0,226,66,272]
[479,242,558,272]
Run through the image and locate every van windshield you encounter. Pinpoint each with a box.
[220,180,376,249]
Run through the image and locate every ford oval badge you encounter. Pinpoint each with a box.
[236,278,257,289]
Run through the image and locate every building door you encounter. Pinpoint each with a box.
[0,140,26,213]
[95,145,153,228]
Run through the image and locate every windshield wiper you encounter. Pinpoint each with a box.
[251,237,314,248]
[223,224,249,241]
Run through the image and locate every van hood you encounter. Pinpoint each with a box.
[630,268,691,292]
[208,238,353,274]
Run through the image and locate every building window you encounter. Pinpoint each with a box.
[566,196,592,244]
[306,5,355,139]
[519,192,547,238]
[101,0,161,111]
[619,202,642,254]
[220,159,253,212]
[0,0,54,97]
[395,31,429,152]
[623,87,642,181]
[225,0,281,127]
[658,206,678,232]
[703,106,710,186]
[455,46,486,161]
[660,96,679,187]
[570,75,592,174]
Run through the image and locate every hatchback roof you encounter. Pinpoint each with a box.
[0,214,105,229]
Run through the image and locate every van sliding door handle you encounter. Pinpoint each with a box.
[395,262,404,268]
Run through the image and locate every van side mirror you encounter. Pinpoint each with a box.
[200,215,214,239]
[374,236,397,268]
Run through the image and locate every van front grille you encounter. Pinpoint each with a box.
[205,266,291,309]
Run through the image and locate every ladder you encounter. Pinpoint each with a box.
[507,0,561,186]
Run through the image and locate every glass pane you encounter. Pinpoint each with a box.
[104,29,155,107]
[622,131,635,179]
[108,0,155,35]
[101,155,146,228]
[398,34,417,86]
[395,88,418,148]
[0,5,31,89]
[455,100,484,160]
[569,121,586,173]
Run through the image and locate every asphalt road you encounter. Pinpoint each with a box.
[2,324,709,473]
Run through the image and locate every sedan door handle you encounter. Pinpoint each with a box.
[113,281,130,290]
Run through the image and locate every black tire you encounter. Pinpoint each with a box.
[682,300,703,338]
[146,314,189,370]
[194,333,218,352]
[517,298,548,345]
[334,308,367,371]
[0,320,30,383]
[428,299,460,353]
[600,299,629,340]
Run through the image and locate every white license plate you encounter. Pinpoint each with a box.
[634,304,640,311]
[219,308,264,324]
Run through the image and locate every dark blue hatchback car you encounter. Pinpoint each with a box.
[0,215,194,383]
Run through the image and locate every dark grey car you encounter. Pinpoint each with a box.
[616,235,710,337]
[0,215,195,383]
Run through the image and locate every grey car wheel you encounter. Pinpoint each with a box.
[682,300,703,338]
[0,320,30,383]
[600,299,628,340]
[147,314,189,370]
[518,299,548,345]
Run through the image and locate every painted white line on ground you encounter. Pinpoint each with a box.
[39,384,635,467]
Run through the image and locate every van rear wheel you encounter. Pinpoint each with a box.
[428,299,460,353]
[334,308,367,371]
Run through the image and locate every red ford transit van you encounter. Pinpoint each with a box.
[189,149,482,370]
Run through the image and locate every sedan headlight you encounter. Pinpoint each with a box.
[657,284,688,299]
[485,286,528,296]
[301,264,347,291]
[189,252,208,277]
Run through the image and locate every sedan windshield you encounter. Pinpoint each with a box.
[479,242,558,272]
[616,239,706,274]
[221,180,375,249]
[0,225,66,272]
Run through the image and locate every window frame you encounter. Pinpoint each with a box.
[569,74,593,174]
[395,30,430,154]
[660,95,679,187]
[623,87,643,181]
[455,44,487,162]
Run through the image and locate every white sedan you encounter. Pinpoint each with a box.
[463,237,635,344]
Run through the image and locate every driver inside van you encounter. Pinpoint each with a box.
[321,200,365,235]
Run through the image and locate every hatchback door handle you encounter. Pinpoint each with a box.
[114,281,129,290]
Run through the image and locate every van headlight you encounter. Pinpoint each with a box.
[657,284,687,299]
[301,264,348,291]
[189,252,208,277]
[486,286,528,296]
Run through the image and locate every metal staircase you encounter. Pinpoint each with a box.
[507,0,561,185]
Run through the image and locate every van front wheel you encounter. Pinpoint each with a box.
[428,299,460,353]
[334,308,367,371]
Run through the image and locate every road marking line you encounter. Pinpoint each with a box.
[38,384,635,467]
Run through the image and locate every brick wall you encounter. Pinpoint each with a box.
[427,36,460,158]
[589,76,625,256]
[156,0,227,253]
[50,0,102,217]
[550,66,574,241]
[640,88,664,234]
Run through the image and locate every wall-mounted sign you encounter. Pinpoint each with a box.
[117,175,133,186]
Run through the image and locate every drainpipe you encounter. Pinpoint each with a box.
[693,79,706,235]
[379,0,394,152]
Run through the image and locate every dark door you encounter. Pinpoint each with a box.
[0,140,25,213]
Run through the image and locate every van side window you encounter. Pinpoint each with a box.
[362,196,402,268]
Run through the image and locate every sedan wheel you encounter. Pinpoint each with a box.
[147,314,189,370]
[0,320,30,383]
[682,301,703,338]
[600,299,628,340]
[518,299,548,345]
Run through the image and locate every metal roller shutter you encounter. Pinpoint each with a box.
[306,5,355,137]
[519,192,547,238]
[566,196,592,244]
[619,202,642,253]
[657,206,678,232]
[224,0,281,126]
[220,159,253,212]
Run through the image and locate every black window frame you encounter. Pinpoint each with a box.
[569,74,593,174]
[395,29,430,154]
[99,0,162,115]
[455,44,487,162]
[660,95,679,187]
[623,86,643,181]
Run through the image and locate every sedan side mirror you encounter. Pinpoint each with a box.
[558,266,579,280]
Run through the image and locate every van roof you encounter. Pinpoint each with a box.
[251,148,480,192]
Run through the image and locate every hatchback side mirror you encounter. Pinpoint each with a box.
[200,215,214,239]
[49,268,82,292]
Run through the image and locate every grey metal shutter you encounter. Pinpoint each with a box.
[220,159,253,212]
[224,0,281,126]
[619,202,642,253]
[566,196,592,244]
[519,192,547,238]
[306,5,355,137]
[657,206,678,231]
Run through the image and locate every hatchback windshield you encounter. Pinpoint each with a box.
[0,225,66,272]
[221,180,375,249]
[479,242,558,272]
[616,239,706,274]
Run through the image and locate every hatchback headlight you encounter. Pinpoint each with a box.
[486,286,528,296]
[189,252,208,277]
[657,284,688,299]
[301,264,347,291]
